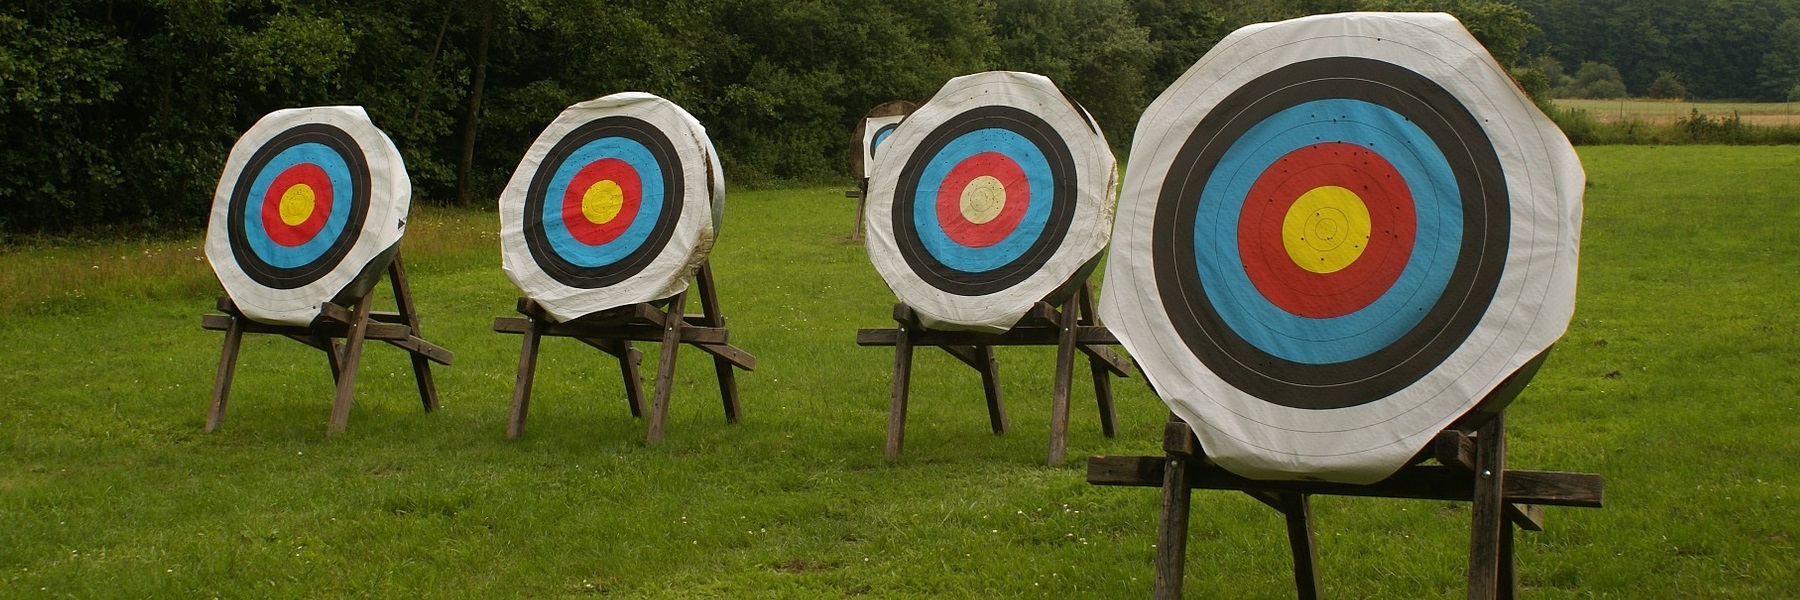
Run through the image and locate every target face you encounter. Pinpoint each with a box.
[853,101,918,180]
[501,93,724,323]
[866,72,1117,332]
[206,106,410,325]
[1100,13,1584,483]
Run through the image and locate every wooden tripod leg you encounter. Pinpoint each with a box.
[695,262,741,423]
[205,314,247,433]
[647,290,687,444]
[1279,493,1323,599]
[1469,414,1509,599]
[388,256,439,412]
[507,321,545,440]
[1047,298,1080,466]
[853,180,869,241]
[977,345,1006,435]
[327,293,377,435]
[1154,420,1197,600]
[1077,284,1117,438]
[324,338,345,382]
[615,341,645,419]
[885,321,915,461]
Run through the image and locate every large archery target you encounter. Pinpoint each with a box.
[866,71,1117,332]
[1100,12,1583,483]
[206,106,410,326]
[501,93,724,323]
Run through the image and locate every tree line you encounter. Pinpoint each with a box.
[0,0,1736,235]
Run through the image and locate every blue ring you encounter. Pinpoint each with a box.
[1193,99,1462,365]
[911,128,1055,273]
[539,136,666,268]
[242,143,355,269]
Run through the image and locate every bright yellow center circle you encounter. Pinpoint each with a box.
[960,175,1006,224]
[1282,185,1372,274]
[278,184,316,226]
[582,180,625,225]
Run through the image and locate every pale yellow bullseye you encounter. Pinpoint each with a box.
[959,175,1006,224]
[1282,185,1372,274]
[582,180,625,225]
[279,184,316,226]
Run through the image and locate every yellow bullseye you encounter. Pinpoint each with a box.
[1282,185,1372,274]
[960,175,1006,224]
[582,180,625,225]
[278,184,316,226]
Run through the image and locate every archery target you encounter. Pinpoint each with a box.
[205,106,410,325]
[501,92,725,323]
[853,101,918,180]
[866,71,1117,332]
[1100,12,1584,483]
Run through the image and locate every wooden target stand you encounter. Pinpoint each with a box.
[202,255,453,435]
[857,282,1131,466]
[494,261,755,443]
[1086,354,1605,599]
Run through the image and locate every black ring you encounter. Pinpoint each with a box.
[892,105,1078,297]
[522,116,684,290]
[1151,56,1509,410]
[226,123,371,291]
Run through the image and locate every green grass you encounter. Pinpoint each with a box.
[2,146,1797,597]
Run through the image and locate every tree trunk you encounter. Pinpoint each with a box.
[455,0,495,206]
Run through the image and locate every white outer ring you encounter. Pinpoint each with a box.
[1100,13,1584,483]
[865,71,1118,332]
[499,92,723,323]
[205,106,410,326]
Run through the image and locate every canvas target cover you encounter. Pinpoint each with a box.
[865,71,1118,332]
[852,101,917,180]
[205,106,411,326]
[500,93,725,323]
[1100,12,1584,484]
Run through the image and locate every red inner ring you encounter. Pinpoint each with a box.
[934,151,1030,248]
[260,163,334,247]
[560,158,642,246]
[1237,143,1416,319]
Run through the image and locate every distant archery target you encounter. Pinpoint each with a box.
[853,101,918,180]
[866,72,1117,332]
[501,93,724,323]
[1100,13,1584,483]
[206,106,410,325]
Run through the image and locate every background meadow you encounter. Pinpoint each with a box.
[1,145,1796,598]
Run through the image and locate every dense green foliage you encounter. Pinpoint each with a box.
[15,0,1799,235]
[1,0,1546,235]
[1516,0,1800,100]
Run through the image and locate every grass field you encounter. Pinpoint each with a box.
[2,146,1797,598]
[1554,98,1800,127]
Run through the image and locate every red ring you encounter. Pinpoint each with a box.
[560,158,642,246]
[260,163,334,247]
[934,152,1030,248]
[1237,143,1416,318]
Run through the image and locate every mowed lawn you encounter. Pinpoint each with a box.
[1,146,1796,598]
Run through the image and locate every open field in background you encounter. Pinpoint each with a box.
[1554,98,1800,127]
[2,146,1797,597]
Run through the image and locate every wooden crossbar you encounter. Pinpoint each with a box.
[495,261,755,443]
[857,282,1129,465]
[1088,411,1604,599]
[201,255,452,435]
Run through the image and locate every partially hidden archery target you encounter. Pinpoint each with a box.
[205,106,410,325]
[500,92,724,323]
[1100,12,1584,483]
[866,71,1117,332]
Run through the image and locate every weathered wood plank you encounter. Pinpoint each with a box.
[1085,456,1604,508]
